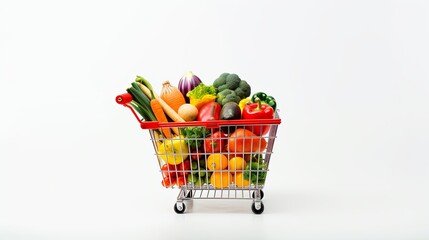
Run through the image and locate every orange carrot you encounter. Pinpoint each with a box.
[138,83,185,123]
[150,90,172,139]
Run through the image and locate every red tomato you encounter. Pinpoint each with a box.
[168,159,191,177]
[161,176,176,188]
[178,160,191,176]
[204,131,227,153]
[177,176,187,187]
[190,148,205,161]
[161,164,175,178]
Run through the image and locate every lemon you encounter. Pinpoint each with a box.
[157,136,189,165]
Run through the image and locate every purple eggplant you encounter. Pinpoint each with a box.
[178,71,202,103]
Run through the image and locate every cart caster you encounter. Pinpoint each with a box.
[251,202,264,214]
[252,190,264,200]
[174,202,186,214]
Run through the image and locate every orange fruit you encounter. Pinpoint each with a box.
[210,172,232,188]
[228,128,267,153]
[258,137,267,152]
[228,156,247,172]
[234,172,250,187]
[207,153,228,170]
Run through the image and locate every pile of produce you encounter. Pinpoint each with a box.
[123,71,277,188]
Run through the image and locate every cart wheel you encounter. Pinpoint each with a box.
[251,202,264,214]
[252,190,264,200]
[174,202,186,214]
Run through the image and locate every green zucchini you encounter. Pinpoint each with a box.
[126,87,157,121]
[130,101,148,121]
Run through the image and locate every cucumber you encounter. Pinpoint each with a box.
[130,82,151,106]
[130,101,147,120]
[127,87,157,121]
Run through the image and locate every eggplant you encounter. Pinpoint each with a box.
[178,71,202,103]
[220,102,241,120]
[220,102,241,134]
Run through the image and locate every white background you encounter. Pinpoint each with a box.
[1,0,428,239]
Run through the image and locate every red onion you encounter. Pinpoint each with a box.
[178,71,202,103]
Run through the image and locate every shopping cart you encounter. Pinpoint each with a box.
[116,93,281,214]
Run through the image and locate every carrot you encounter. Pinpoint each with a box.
[138,83,186,124]
[149,90,172,139]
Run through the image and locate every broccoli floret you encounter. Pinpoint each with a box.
[213,73,228,89]
[225,73,241,90]
[222,93,241,105]
[217,89,234,105]
[219,89,234,97]
[214,73,253,106]
[219,72,230,78]
[234,88,246,99]
[217,84,229,92]
[237,80,251,98]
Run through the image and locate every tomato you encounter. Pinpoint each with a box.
[177,176,187,187]
[161,160,191,187]
[161,164,175,178]
[178,160,191,176]
[161,176,176,188]
[190,148,204,161]
[168,159,191,177]
[228,128,267,153]
[204,131,227,153]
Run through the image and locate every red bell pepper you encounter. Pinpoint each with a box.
[242,99,274,136]
[204,131,227,153]
[197,102,221,122]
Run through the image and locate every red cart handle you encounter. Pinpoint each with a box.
[116,93,142,123]
[116,93,133,104]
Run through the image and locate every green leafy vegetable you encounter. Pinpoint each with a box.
[186,83,216,99]
[180,126,210,149]
[243,154,267,185]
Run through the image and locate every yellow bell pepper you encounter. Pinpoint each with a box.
[189,95,217,110]
[239,98,252,112]
[157,136,189,165]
